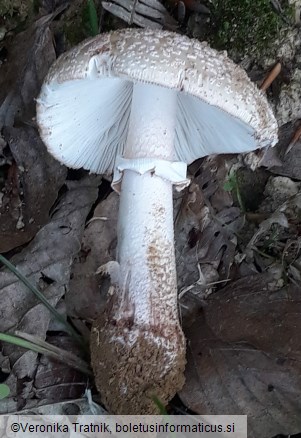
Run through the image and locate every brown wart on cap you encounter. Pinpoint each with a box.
[36,28,278,414]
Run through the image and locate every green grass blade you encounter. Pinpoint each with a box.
[151,395,177,438]
[0,254,85,347]
[0,384,10,400]
[87,0,99,36]
[0,332,92,376]
[152,395,168,415]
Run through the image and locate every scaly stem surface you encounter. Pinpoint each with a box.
[91,82,186,414]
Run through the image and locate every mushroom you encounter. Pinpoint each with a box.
[36,28,278,414]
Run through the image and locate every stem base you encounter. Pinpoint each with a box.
[91,305,186,414]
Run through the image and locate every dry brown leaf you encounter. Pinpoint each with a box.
[16,392,106,414]
[66,191,118,321]
[174,157,241,318]
[197,207,243,277]
[271,122,301,181]
[39,0,70,14]
[180,276,301,438]
[241,174,301,283]
[0,15,56,128]
[0,176,100,413]
[193,156,231,207]
[33,337,88,404]
[246,212,288,250]
[175,182,207,295]
[101,0,177,29]
[0,126,67,252]
[0,13,68,252]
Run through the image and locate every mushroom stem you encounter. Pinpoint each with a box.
[91,172,186,413]
[117,170,178,328]
[116,82,182,326]
[91,82,186,414]
[124,82,177,160]
[116,81,182,327]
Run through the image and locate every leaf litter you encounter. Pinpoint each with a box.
[0,0,301,432]
[0,177,100,412]
[101,0,177,29]
[0,13,67,252]
[179,279,301,438]
[66,191,118,322]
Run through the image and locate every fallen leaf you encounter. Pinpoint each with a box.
[66,191,118,321]
[32,336,88,405]
[101,0,177,29]
[197,206,243,278]
[271,122,301,181]
[246,211,289,249]
[174,157,242,319]
[175,181,207,296]
[39,0,70,14]
[0,176,100,413]
[0,126,66,252]
[0,13,68,252]
[0,15,56,128]
[15,391,106,414]
[180,277,301,438]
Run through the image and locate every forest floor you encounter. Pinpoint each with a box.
[0,1,301,437]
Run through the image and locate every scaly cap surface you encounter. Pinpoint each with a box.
[37,28,278,173]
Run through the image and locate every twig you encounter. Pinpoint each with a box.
[85,216,108,227]
[285,121,301,155]
[260,62,281,91]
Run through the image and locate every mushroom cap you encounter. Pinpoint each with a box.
[36,28,278,174]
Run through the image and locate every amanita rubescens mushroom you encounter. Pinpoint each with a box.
[36,28,278,414]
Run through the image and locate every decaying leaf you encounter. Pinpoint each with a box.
[247,211,289,250]
[101,0,177,29]
[197,206,243,275]
[180,276,301,438]
[12,392,106,415]
[0,176,100,413]
[239,173,301,284]
[175,181,207,296]
[0,15,56,128]
[262,176,300,213]
[175,157,242,309]
[0,14,68,252]
[14,331,91,375]
[271,122,301,181]
[0,126,66,252]
[33,336,88,404]
[66,191,118,322]
[38,0,70,14]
